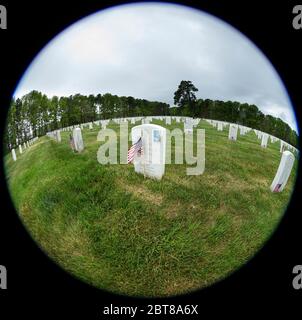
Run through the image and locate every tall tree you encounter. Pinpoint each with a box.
[174,80,198,115]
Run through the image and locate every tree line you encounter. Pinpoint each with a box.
[170,98,298,147]
[172,80,298,147]
[4,85,299,152]
[4,91,170,151]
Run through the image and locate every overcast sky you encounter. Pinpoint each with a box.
[14,3,298,132]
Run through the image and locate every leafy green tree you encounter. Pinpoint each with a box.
[174,80,198,115]
[5,89,299,149]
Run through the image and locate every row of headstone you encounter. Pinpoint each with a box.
[165,117,171,125]
[148,118,298,157]
[55,117,298,156]
[239,125,251,135]
[46,130,61,142]
[60,121,97,132]
[217,122,224,131]
[47,127,85,153]
[11,136,39,161]
[43,116,298,193]
[101,120,110,129]
[142,118,150,124]
[225,125,296,191]
[227,123,252,140]
[192,118,200,127]
[97,116,203,131]
[252,130,297,153]
[224,125,298,153]
[204,119,228,131]
[144,116,202,129]
[280,139,298,155]
[254,129,262,140]
[270,135,279,144]
[46,116,299,176]
[129,122,296,192]
[54,116,300,157]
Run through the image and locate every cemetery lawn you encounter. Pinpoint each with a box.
[4,120,298,297]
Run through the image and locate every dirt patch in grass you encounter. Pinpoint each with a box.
[206,172,253,193]
[166,173,196,188]
[252,175,271,188]
[118,179,163,206]
[163,201,182,219]
[20,202,31,219]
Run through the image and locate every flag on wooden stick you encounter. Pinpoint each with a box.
[127,137,143,164]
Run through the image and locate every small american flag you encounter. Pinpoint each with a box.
[127,137,143,164]
[273,183,282,192]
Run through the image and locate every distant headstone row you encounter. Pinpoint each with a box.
[43,116,298,193]
[47,127,85,153]
[202,119,298,155]
[46,115,299,158]
[46,130,61,142]
[11,137,39,162]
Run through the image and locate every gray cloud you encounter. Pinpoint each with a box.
[14,3,298,132]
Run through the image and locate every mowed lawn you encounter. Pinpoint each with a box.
[4,119,298,297]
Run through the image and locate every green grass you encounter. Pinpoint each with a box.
[4,120,298,297]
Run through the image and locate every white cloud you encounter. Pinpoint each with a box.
[14,2,299,132]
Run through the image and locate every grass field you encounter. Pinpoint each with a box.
[4,119,298,297]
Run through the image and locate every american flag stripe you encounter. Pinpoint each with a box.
[273,183,282,192]
[127,137,143,164]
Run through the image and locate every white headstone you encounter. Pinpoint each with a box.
[56,130,61,142]
[184,121,193,134]
[89,122,93,130]
[270,135,277,143]
[19,145,22,154]
[217,122,223,131]
[239,126,246,135]
[261,133,269,148]
[72,128,84,152]
[131,124,166,180]
[228,124,238,141]
[165,117,171,125]
[270,151,295,192]
[12,149,17,161]
[193,118,200,127]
